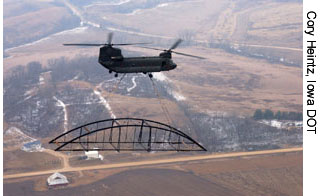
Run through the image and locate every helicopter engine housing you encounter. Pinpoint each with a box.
[99,46,123,62]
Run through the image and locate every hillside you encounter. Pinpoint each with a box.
[4,0,80,50]
[3,0,302,145]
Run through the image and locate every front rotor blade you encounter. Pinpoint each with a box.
[113,42,151,46]
[63,43,105,46]
[172,51,205,59]
[108,32,113,45]
[169,39,183,50]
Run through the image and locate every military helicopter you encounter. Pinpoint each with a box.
[63,33,205,78]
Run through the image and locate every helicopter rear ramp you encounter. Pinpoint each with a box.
[49,118,206,152]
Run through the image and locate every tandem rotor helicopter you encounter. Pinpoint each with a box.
[63,33,205,78]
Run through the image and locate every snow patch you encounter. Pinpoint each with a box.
[23,96,32,102]
[39,75,44,85]
[68,73,81,82]
[128,2,168,15]
[270,120,282,129]
[55,26,88,36]
[86,21,100,28]
[259,120,303,129]
[153,72,169,82]
[112,0,131,5]
[260,120,283,129]
[84,0,131,8]
[105,27,173,40]
[157,3,169,8]
[127,76,137,92]
[153,73,187,101]
[171,91,186,101]
[97,78,120,89]
[64,0,84,22]
[94,90,116,119]
[53,96,69,133]
[4,127,37,147]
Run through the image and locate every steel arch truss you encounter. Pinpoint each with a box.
[49,118,206,152]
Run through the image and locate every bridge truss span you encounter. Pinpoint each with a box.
[49,118,206,152]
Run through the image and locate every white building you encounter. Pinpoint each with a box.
[85,150,104,160]
[47,172,69,187]
[21,140,43,152]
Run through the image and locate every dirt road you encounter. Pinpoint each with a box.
[107,26,302,52]
[4,147,302,180]
[237,43,302,51]
[43,149,70,169]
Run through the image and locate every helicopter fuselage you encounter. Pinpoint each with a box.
[98,46,177,73]
[99,56,177,73]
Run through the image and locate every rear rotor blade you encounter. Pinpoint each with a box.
[136,45,205,59]
[169,39,183,50]
[108,32,113,45]
[171,51,205,59]
[63,43,105,46]
[136,46,166,51]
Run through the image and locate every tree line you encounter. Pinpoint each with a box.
[253,109,302,121]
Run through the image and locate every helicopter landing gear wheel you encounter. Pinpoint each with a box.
[148,73,153,78]
[114,73,118,77]
[109,70,112,74]
[143,72,147,74]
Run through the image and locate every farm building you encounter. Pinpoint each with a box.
[85,150,104,160]
[47,172,69,187]
[21,140,42,152]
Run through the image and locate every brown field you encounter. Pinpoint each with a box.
[98,0,301,47]
[165,47,302,115]
[4,151,302,196]
[181,152,302,196]
[3,149,63,175]
[247,2,302,48]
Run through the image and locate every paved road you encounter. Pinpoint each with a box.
[4,147,302,179]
